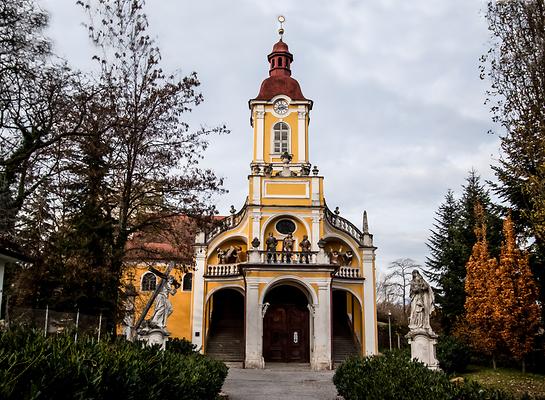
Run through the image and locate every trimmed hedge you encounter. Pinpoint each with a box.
[166,337,198,355]
[333,351,513,400]
[437,335,471,374]
[0,329,228,400]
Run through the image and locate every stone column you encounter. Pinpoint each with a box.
[362,247,377,355]
[312,282,332,370]
[245,281,264,368]
[191,232,207,351]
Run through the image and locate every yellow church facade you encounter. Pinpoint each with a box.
[125,30,378,370]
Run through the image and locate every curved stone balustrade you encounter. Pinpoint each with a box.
[334,267,362,279]
[205,201,248,244]
[206,264,240,277]
[256,250,318,264]
[324,205,365,246]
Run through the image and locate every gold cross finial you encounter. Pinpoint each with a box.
[278,15,285,38]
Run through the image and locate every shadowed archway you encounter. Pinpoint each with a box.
[206,288,245,361]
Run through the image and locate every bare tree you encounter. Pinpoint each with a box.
[384,258,420,323]
[0,0,93,236]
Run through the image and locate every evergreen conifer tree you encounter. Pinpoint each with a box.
[425,170,502,332]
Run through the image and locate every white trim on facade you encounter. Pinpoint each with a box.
[297,106,307,162]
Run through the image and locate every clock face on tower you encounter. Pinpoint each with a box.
[273,99,289,115]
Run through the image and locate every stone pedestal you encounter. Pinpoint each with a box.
[139,328,169,350]
[406,329,439,370]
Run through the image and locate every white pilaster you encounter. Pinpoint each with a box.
[311,211,320,251]
[312,282,332,370]
[252,212,262,247]
[297,107,307,162]
[362,248,377,355]
[311,176,320,207]
[255,107,265,162]
[252,176,261,205]
[191,235,207,351]
[245,281,264,368]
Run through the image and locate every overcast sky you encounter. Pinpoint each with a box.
[40,0,501,276]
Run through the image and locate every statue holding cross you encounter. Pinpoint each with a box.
[132,263,180,342]
[148,275,180,331]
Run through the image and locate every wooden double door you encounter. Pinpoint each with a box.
[263,304,309,362]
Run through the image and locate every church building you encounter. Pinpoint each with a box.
[126,23,378,370]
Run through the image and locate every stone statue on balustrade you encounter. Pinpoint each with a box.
[224,245,243,264]
[217,248,227,264]
[406,270,439,370]
[266,232,278,263]
[329,249,341,265]
[299,235,312,264]
[282,233,295,263]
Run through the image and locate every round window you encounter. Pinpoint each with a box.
[275,219,296,235]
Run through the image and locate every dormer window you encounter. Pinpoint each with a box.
[273,122,289,153]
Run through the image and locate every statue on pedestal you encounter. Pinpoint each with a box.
[282,233,294,263]
[406,270,439,370]
[299,235,311,264]
[408,270,435,332]
[148,276,180,332]
[266,232,278,263]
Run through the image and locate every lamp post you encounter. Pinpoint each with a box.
[388,311,392,351]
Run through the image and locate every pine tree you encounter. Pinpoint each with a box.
[462,202,503,368]
[497,213,541,372]
[425,190,465,332]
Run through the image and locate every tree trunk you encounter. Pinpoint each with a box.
[522,359,526,374]
[492,355,497,370]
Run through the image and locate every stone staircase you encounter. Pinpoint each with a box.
[206,321,244,362]
[333,318,360,364]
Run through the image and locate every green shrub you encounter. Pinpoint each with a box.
[0,329,228,400]
[333,351,513,400]
[437,335,471,374]
[166,337,197,355]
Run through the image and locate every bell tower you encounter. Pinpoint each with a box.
[249,16,313,170]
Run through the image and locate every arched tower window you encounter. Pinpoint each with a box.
[273,122,289,154]
[182,273,193,291]
[141,272,157,291]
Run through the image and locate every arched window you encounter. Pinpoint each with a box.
[183,273,193,291]
[273,122,289,154]
[141,272,157,292]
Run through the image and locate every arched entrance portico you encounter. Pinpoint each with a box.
[205,288,245,361]
[263,284,310,363]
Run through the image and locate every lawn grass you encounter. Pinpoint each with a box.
[460,365,545,399]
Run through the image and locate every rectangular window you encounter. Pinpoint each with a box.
[273,122,290,154]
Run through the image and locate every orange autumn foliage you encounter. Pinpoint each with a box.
[460,206,542,363]
[462,203,502,357]
[496,213,541,361]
